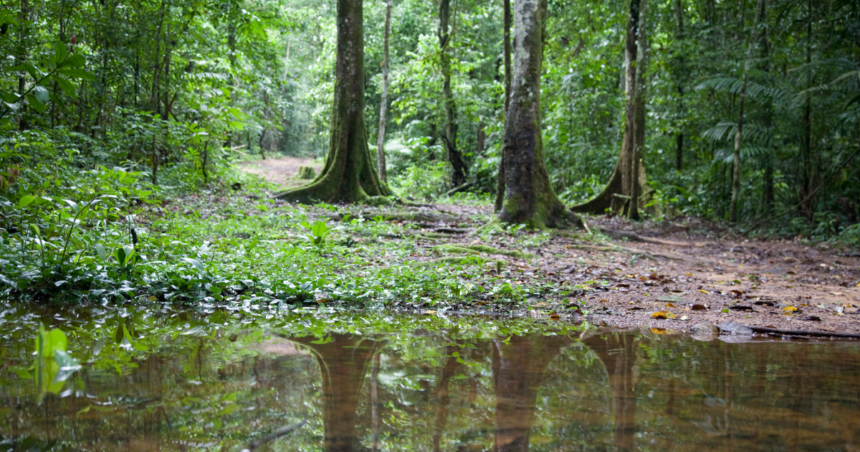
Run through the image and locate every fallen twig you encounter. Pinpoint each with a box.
[243,419,308,451]
[750,326,860,340]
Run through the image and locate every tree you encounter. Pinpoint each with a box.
[275,0,390,204]
[438,0,468,188]
[289,334,383,452]
[570,0,647,219]
[375,0,392,183]
[729,0,766,223]
[494,0,513,213]
[497,0,580,229]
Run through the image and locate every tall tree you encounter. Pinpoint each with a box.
[729,0,765,223]
[276,0,390,203]
[497,0,579,228]
[674,0,685,171]
[570,0,647,218]
[375,0,392,183]
[494,0,513,213]
[438,0,468,187]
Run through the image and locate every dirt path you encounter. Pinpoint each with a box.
[236,156,322,189]
[240,159,860,336]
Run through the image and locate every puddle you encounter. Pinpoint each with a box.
[1,305,859,451]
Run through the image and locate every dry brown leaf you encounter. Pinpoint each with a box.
[651,311,676,319]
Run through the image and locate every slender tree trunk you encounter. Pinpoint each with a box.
[495,0,513,213]
[674,0,685,171]
[800,0,816,220]
[729,0,764,223]
[758,0,773,212]
[498,0,580,228]
[226,20,237,148]
[570,0,643,216]
[439,0,468,187]
[376,0,392,183]
[275,0,390,203]
[370,352,380,452]
[16,0,29,130]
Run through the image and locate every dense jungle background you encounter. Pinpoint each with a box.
[1,0,860,304]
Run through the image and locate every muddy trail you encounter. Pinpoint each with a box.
[239,157,860,337]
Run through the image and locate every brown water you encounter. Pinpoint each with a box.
[1,306,860,451]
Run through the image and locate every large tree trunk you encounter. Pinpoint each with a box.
[498,0,579,229]
[276,0,390,203]
[729,0,765,223]
[570,0,646,217]
[438,0,468,187]
[494,0,513,213]
[376,0,392,183]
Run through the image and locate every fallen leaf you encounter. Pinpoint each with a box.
[729,305,754,312]
[600,299,608,302]
[665,303,676,308]
[423,310,437,315]
[550,313,560,320]
[657,295,685,303]
[685,273,693,277]
[680,315,689,320]
[691,304,707,311]
[801,316,821,321]
[651,327,668,334]
[831,292,843,296]
[628,307,644,311]
[651,311,676,319]
[783,306,798,312]
[699,289,711,295]
[754,301,775,307]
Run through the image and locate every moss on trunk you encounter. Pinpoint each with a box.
[275,0,390,204]
[497,0,580,229]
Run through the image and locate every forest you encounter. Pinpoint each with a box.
[1,0,860,449]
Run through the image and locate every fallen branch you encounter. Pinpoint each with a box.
[243,419,308,452]
[750,325,860,340]
[600,229,690,247]
[444,181,473,197]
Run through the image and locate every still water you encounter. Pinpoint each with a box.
[1,305,859,451]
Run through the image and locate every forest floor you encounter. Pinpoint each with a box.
[234,156,860,336]
[236,155,322,189]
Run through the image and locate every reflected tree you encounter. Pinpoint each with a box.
[492,334,570,451]
[582,332,639,452]
[289,334,385,452]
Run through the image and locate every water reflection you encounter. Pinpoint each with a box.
[1,311,860,451]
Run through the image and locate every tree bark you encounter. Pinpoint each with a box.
[494,0,513,213]
[674,0,685,171]
[570,0,646,217]
[498,0,580,229]
[758,0,773,212]
[376,0,392,183]
[275,0,390,203]
[439,0,468,187]
[729,0,765,223]
[629,0,649,221]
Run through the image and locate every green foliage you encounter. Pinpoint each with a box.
[299,219,332,248]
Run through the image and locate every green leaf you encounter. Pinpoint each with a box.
[56,67,97,81]
[17,195,36,208]
[33,86,50,105]
[182,257,205,272]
